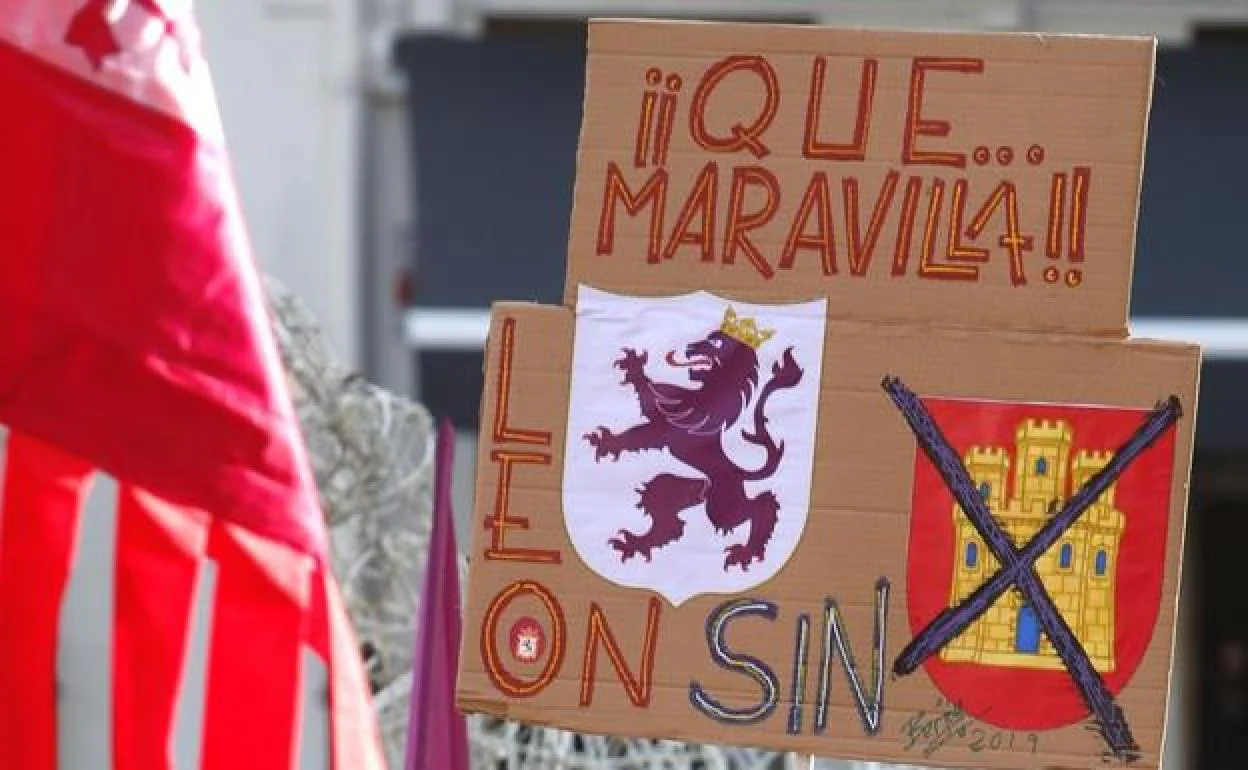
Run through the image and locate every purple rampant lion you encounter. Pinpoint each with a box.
[583,316,803,571]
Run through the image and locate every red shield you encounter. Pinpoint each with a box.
[906,397,1177,730]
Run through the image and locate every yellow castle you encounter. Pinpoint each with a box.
[940,419,1123,672]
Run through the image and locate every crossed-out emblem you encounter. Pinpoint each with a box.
[883,376,1182,760]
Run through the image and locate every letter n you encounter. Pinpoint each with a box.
[579,598,662,707]
[814,578,890,736]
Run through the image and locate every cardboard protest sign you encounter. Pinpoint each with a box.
[456,19,1201,770]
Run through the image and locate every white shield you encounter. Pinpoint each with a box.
[562,285,827,606]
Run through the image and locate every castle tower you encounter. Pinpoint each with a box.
[1013,420,1073,514]
[1070,449,1123,670]
[942,446,1011,663]
[965,446,1009,512]
[1071,449,1117,511]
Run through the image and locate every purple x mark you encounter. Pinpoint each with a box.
[883,376,1181,760]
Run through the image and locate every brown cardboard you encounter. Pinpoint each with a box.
[566,20,1156,336]
[456,18,1200,770]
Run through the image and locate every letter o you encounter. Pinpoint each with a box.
[481,579,567,698]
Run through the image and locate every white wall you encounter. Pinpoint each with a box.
[56,471,330,770]
[198,0,361,366]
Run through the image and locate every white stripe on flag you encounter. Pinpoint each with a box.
[6,417,336,770]
[301,648,331,770]
[174,557,217,770]
[49,478,332,770]
[57,472,117,770]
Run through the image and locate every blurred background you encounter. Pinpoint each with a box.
[171,1,1248,767]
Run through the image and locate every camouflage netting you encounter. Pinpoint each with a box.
[264,274,432,762]
[263,276,824,770]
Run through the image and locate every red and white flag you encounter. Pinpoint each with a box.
[0,2,384,769]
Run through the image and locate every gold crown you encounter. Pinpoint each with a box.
[720,307,775,349]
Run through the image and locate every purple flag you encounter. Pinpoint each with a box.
[405,418,469,770]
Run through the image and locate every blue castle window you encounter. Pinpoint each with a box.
[1035,457,1049,475]
[965,542,978,569]
[1059,543,1073,569]
[978,482,991,500]
[1095,550,1108,576]
[1015,604,1040,654]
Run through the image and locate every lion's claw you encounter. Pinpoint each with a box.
[609,530,653,563]
[583,426,623,461]
[614,347,647,367]
[614,347,648,380]
[723,544,764,571]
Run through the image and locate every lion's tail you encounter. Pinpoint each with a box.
[741,346,804,482]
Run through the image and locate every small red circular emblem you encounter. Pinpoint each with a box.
[508,617,546,664]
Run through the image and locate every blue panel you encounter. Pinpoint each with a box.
[1095,550,1108,576]
[965,542,978,568]
[1135,40,1248,319]
[1059,543,1073,569]
[394,27,588,309]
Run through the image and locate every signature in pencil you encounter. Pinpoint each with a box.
[901,697,977,758]
[901,697,1039,758]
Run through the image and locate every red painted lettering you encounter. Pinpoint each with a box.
[902,58,984,168]
[689,56,779,159]
[779,171,836,275]
[946,178,989,263]
[579,598,662,707]
[843,171,899,276]
[965,180,1034,286]
[723,166,780,279]
[597,162,668,263]
[803,57,877,162]
[633,71,659,168]
[652,76,681,167]
[481,580,566,698]
[485,450,561,564]
[662,162,719,262]
[1046,172,1067,259]
[1069,166,1091,262]
[891,176,923,276]
[491,317,552,446]
[917,178,977,281]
